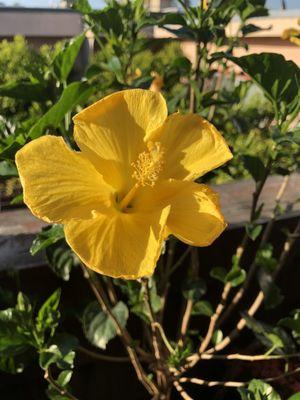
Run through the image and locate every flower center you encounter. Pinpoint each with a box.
[132,141,164,187]
[118,142,164,212]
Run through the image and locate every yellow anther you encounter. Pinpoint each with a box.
[132,142,164,187]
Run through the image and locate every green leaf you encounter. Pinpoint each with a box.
[158,13,187,26]
[16,293,32,314]
[248,379,281,400]
[36,289,61,338]
[28,81,94,139]
[210,267,227,283]
[183,279,207,301]
[0,308,30,354]
[10,193,23,205]
[172,57,192,72]
[30,225,65,256]
[246,224,262,241]
[224,53,300,121]
[0,297,33,354]
[46,242,77,281]
[72,0,92,13]
[279,310,300,335]
[242,24,265,36]
[106,56,123,83]
[243,155,266,182]
[0,160,18,178]
[39,334,78,370]
[226,267,246,287]
[243,314,295,353]
[0,134,26,161]
[0,81,49,102]
[0,355,25,374]
[192,300,213,317]
[211,329,223,346]
[89,8,123,37]
[291,127,300,144]
[288,394,300,400]
[85,64,102,79]
[53,34,85,83]
[257,268,283,310]
[115,279,161,322]
[255,244,277,272]
[83,301,128,350]
[57,370,73,387]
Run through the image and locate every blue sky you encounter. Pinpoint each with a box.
[2,0,300,9]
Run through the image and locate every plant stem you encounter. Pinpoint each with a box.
[173,381,194,400]
[78,346,152,363]
[199,282,231,353]
[81,265,158,396]
[216,174,289,327]
[178,248,198,346]
[44,368,78,400]
[166,246,192,279]
[179,299,193,347]
[142,278,169,393]
[199,352,300,361]
[205,218,300,354]
[179,366,300,388]
[189,43,201,113]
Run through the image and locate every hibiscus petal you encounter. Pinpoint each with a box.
[73,89,168,195]
[64,206,170,279]
[150,113,232,181]
[133,180,226,247]
[16,136,113,223]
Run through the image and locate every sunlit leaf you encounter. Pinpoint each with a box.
[53,34,86,83]
[30,225,65,256]
[29,81,94,139]
[83,301,128,350]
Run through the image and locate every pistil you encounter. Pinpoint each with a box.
[119,184,138,211]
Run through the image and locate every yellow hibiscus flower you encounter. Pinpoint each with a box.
[16,89,232,279]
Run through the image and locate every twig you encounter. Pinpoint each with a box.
[44,368,78,400]
[173,381,194,400]
[159,239,178,323]
[179,299,193,347]
[199,352,300,361]
[81,265,159,396]
[250,159,272,221]
[179,366,300,388]
[153,323,175,355]
[142,279,163,362]
[166,246,191,279]
[189,43,202,113]
[217,175,290,327]
[199,282,231,353]
[178,248,198,346]
[142,278,169,392]
[183,168,276,368]
[105,277,118,304]
[185,218,300,369]
[78,346,152,363]
[206,218,300,354]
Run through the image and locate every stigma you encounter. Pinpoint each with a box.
[132,142,164,187]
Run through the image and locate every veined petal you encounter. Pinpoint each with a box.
[150,113,232,181]
[15,136,113,223]
[64,206,170,279]
[73,89,168,195]
[133,180,226,247]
